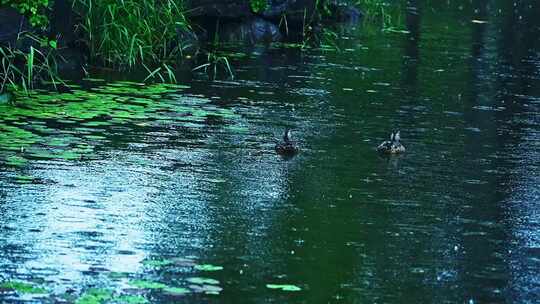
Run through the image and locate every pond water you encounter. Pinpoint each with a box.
[1,1,539,303]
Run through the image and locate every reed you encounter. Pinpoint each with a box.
[73,0,191,69]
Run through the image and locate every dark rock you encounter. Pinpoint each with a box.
[220,17,282,44]
[326,3,363,24]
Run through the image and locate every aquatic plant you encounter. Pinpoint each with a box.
[354,0,404,31]
[266,284,302,291]
[72,0,191,69]
[0,281,47,294]
[192,51,234,80]
[250,0,268,13]
[0,34,62,95]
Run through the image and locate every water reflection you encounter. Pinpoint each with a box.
[1,0,539,303]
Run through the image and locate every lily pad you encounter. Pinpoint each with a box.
[75,288,113,304]
[14,175,35,184]
[116,295,148,304]
[266,284,302,292]
[129,279,167,290]
[188,284,223,295]
[142,259,174,267]
[0,281,47,294]
[163,287,190,296]
[194,264,223,271]
[186,277,220,285]
[6,155,27,167]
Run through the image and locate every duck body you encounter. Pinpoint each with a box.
[377,131,406,154]
[275,129,299,156]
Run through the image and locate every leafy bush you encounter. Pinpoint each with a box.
[0,0,50,27]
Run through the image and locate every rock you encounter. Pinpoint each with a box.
[326,3,363,24]
[220,17,282,44]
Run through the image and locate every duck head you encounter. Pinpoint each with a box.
[283,128,292,142]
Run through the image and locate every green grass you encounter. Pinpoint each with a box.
[73,0,191,69]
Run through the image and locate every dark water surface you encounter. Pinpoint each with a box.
[1,1,539,303]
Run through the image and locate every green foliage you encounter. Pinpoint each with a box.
[250,0,268,13]
[73,0,191,68]
[0,0,50,27]
[0,34,62,95]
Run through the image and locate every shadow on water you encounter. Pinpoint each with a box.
[0,0,539,303]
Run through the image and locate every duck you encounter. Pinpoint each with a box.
[377,131,406,154]
[275,128,299,156]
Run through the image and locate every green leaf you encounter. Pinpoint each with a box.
[194,264,223,271]
[116,295,148,304]
[186,277,220,285]
[266,284,302,292]
[0,281,47,294]
[49,40,57,49]
[163,287,190,296]
[75,288,113,304]
[129,280,167,289]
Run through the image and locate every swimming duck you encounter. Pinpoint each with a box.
[377,131,406,154]
[275,128,299,156]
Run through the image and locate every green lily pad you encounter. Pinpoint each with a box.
[188,284,223,295]
[194,264,223,271]
[266,284,302,292]
[75,288,113,304]
[116,295,148,304]
[6,155,27,167]
[163,287,190,296]
[0,281,47,294]
[107,272,130,280]
[14,175,35,184]
[129,279,167,289]
[186,277,220,285]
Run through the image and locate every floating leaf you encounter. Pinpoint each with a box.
[0,281,47,294]
[6,155,27,167]
[266,284,302,292]
[194,264,223,271]
[129,280,167,289]
[163,287,190,296]
[116,295,148,304]
[186,277,220,285]
[142,259,174,267]
[75,288,113,304]
[189,284,223,295]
